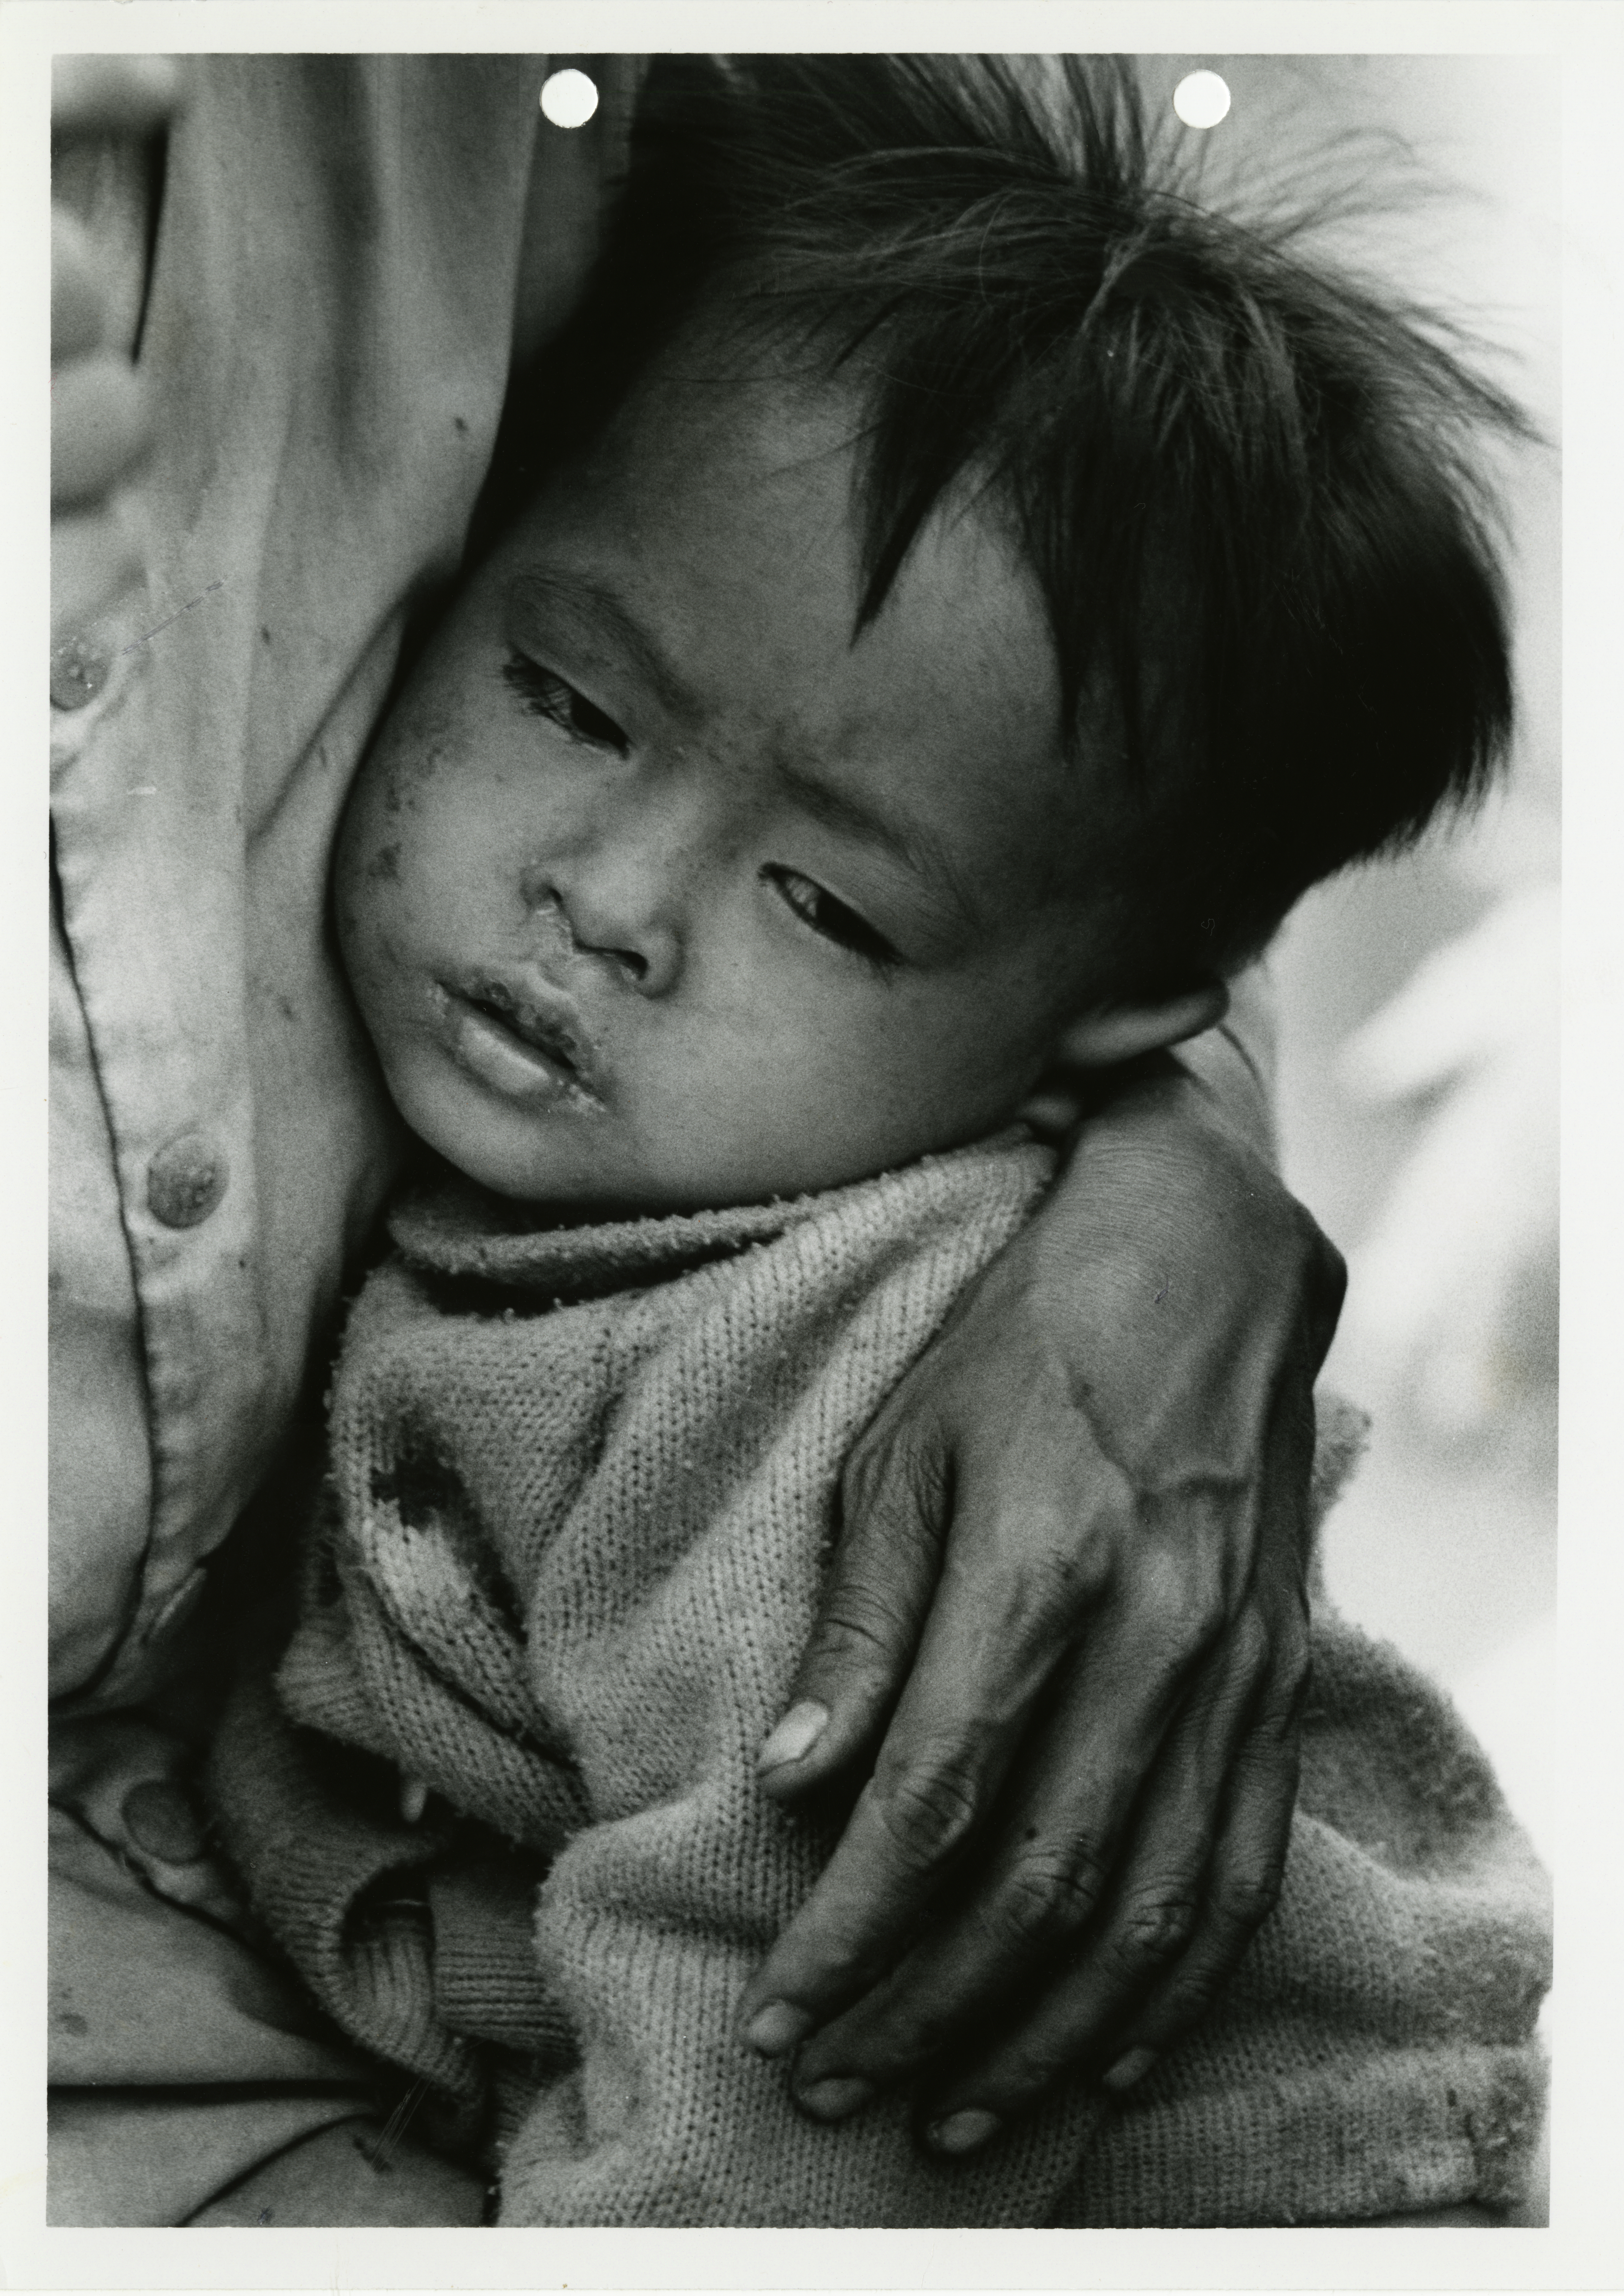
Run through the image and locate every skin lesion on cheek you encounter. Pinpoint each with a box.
[365,840,402,885]
[378,731,450,821]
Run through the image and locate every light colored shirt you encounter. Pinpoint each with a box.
[50,54,638,1711]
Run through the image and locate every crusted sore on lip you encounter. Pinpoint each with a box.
[463,979,583,1076]
[443,973,606,1113]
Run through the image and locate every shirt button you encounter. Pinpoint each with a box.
[121,1778,209,1866]
[50,633,115,712]
[147,1134,229,1228]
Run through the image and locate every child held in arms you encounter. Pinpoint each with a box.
[208,56,1550,2225]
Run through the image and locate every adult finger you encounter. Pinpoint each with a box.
[740,1448,1123,2058]
[787,1586,1258,2122]
[910,1622,1273,2152]
[52,54,180,141]
[52,507,143,646]
[754,1407,949,1797]
[1070,1379,1315,2096]
[1095,1627,1309,2093]
[52,355,153,509]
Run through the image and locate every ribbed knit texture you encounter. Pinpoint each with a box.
[207,1134,1549,2225]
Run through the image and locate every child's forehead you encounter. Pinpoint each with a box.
[535,348,869,553]
[515,354,1054,705]
[476,448,1089,939]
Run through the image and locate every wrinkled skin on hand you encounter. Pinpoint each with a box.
[738,1051,1345,2157]
[51,56,179,644]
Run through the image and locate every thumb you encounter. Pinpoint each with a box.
[757,1414,950,1800]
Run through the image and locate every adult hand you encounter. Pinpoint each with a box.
[52,56,179,645]
[737,1051,1344,2154]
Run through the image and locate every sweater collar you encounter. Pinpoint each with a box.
[388,1128,1039,1305]
[388,1165,821,1304]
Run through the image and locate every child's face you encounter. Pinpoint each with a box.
[335,357,1107,1211]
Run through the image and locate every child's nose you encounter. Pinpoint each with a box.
[518,848,683,998]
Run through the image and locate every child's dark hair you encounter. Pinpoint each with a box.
[484,55,1534,993]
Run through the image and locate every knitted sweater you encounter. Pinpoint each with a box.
[207,1134,1550,2226]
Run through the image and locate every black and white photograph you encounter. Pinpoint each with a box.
[18,0,1620,2269]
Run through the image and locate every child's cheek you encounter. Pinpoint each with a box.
[337,702,464,910]
[359,836,402,887]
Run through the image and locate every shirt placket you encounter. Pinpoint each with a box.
[52,586,276,1704]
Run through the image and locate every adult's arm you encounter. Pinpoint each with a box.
[739,976,1346,2152]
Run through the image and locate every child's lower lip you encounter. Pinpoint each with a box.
[444,995,602,1111]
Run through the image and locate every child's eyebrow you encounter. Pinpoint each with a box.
[505,569,706,724]
[770,753,981,932]
[508,566,979,931]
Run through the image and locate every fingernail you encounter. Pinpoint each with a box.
[757,1700,829,1774]
[928,2107,1002,2156]
[742,2001,814,2058]
[1103,2047,1157,2093]
[796,2075,874,2121]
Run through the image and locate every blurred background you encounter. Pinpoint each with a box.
[1145,54,1560,1863]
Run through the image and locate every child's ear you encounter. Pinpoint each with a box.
[1052,978,1230,1070]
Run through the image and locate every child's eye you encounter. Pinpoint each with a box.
[502,651,628,752]
[763,865,898,971]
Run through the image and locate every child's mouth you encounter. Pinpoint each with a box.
[438,973,605,1112]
